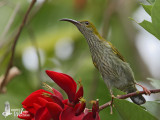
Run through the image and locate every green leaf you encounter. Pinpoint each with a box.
[147,78,160,89]
[132,0,160,41]
[141,4,152,16]
[113,87,126,96]
[147,0,156,4]
[151,0,160,34]
[114,99,157,120]
[143,101,160,119]
[139,20,160,40]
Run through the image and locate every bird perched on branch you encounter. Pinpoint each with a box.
[60,18,150,106]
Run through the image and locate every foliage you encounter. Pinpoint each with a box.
[131,0,160,119]
[114,99,157,120]
[135,0,160,40]
[0,0,160,120]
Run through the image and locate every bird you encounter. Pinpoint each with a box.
[60,18,151,106]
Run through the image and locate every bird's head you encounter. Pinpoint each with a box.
[60,18,101,39]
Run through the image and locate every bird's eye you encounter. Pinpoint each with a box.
[85,21,89,25]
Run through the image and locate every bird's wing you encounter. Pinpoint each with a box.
[107,41,126,62]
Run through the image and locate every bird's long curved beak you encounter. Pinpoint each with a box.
[60,18,81,25]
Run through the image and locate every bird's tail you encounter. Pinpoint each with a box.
[126,86,146,105]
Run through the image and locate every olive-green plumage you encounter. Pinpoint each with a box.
[60,18,146,105]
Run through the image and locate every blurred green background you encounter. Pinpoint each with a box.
[0,0,160,119]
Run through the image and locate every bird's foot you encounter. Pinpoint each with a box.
[136,83,151,95]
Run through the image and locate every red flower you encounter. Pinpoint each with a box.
[46,70,81,103]
[83,100,100,120]
[18,70,100,120]
[18,89,63,120]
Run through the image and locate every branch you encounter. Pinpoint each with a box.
[99,89,160,111]
[0,0,37,93]
[0,3,20,43]
[0,67,21,93]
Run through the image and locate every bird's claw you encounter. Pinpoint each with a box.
[136,83,151,95]
[143,87,151,95]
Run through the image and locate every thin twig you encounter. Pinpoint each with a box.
[0,3,20,43]
[0,0,37,93]
[0,47,11,69]
[0,4,20,66]
[0,67,21,93]
[99,89,160,111]
[0,0,47,49]
[26,0,48,24]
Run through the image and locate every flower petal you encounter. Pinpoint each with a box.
[46,70,77,102]
[46,102,63,120]
[51,95,64,108]
[62,99,69,106]
[18,111,33,119]
[60,106,84,120]
[22,89,53,106]
[38,97,48,106]
[52,88,63,100]
[75,102,86,116]
[83,112,100,120]
[91,100,99,118]
[22,89,53,114]
[35,107,51,120]
[33,103,41,111]
[74,86,83,104]
[22,105,35,114]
